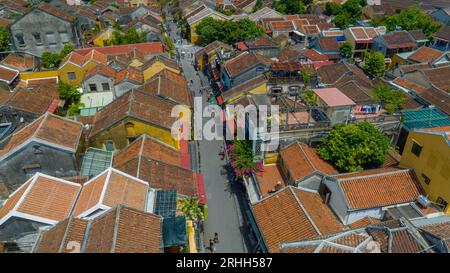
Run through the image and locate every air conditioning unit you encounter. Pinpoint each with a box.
[417,195,431,208]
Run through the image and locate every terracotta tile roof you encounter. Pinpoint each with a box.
[379,31,416,49]
[0,0,30,14]
[317,62,372,87]
[1,54,34,71]
[113,135,182,168]
[366,223,428,253]
[408,30,428,41]
[73,168,149,218]
[334,168,423,210]
[269,20,295,32]
[115,66,144,85]
[335,81,373,105]
[316,37,339,52]
[4,87,55,115]
[37,3,76,22]
[0,174,81,225]
[195,40,233,59]
[416,86,450,115]
[89,89,178,137]
[392,77,426,93]
[114,153,197,197]
[312,87,356,107]
[348,216,381,229]
[0,113,83,160]
[422,66,450,91]
[418,219,450,250]
[301,24,320,35]
[139,55,179,71]
[0,65,18,84]
[245,37,278,48]
[280,142,338,182]
[61,51,85,67]
[83,205,163,253]
[408,47,444,63]
[34,217,88,253]
[83,64,117,81]
[300,49,328,62]
[281,229,371,253]
[74,42,164,57]
[349,27,379,41]
[400,63,432,74]
[434,26,450,42]
[251,186,344,252]
[223,52,271,77]
[138,72,192,106]
[255,165,285,198]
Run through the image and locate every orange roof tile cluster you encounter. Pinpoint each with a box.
[251,186,344,252]
[73,168,149,218]
[61,50,108,68]
[255,165,285,198]
[408,47,443,63]
[138,71,192,106]
[89,89,178,137]
[1,54,34,71]
[280,229,371,253]
[37,2,76,22]
[74,42,164,57]
[222,52,272,77]
[0,113,83,160]
[112,135,197,197]
[333,168,423,210]
[280,142,338,182]
[349,27,380,41]
[0,173,81,226]
[34,205,163,253]
[300,49,328,62]
[0,64,19,84]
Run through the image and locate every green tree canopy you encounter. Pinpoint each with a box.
[372,83,407,114]
[228,140,261,177]
[57,81,81,108]
[339,42,353,58]
[370,6,442,36]
[272,0,307,15]
[317,122,390,172]
[0,27,10,51]
[253,0,263,12]
[328,0,365,29]
[196,17,265,46]
[111,27,147,45]
[41,43,75,69]
[364,51,385,77]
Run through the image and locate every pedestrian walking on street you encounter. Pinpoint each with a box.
[214,232,219,244]
[208,239,216,253]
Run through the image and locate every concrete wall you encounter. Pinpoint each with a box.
[114,81,141,98]
[224,64,270,90]
[323,179,349,224]
[0,141,78,197]
[83,74,115,94]
[10,9,80,56]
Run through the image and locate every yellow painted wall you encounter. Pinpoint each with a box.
[225,82,267,104]
[20,70,58,81]
[58,62,84,86]
[264,152,279,165]
[142,61,181,81]
[186,220,197,253]
[400,131,450,214]
[89,117,180,151]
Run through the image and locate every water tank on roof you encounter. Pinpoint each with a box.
[417,195,431,208]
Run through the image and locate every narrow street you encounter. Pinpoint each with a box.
[165,11,253,253]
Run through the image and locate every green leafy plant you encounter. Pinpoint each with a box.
[228,140,261,177]
[111,27,148,45]
[180,197,207,222]
[370,5,442,36]
[196,17,265,46]
[317,122,390,172]
[0,27,10,51]
[363,51,386,77]
[339,42,353,59]
[41,44,75,69]
[57,81,81,109]
[372,83,407,114]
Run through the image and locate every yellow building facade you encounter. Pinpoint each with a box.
[400,127,450,214]
[89,117,180,151]
[142,60,181,81]
[58,60,100,87]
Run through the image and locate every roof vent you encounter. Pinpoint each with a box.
[417,195,431,208]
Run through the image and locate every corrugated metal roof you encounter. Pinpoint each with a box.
[401,108,450,130]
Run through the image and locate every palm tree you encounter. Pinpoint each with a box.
[229,140,260,177]
[180,197,207,222]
